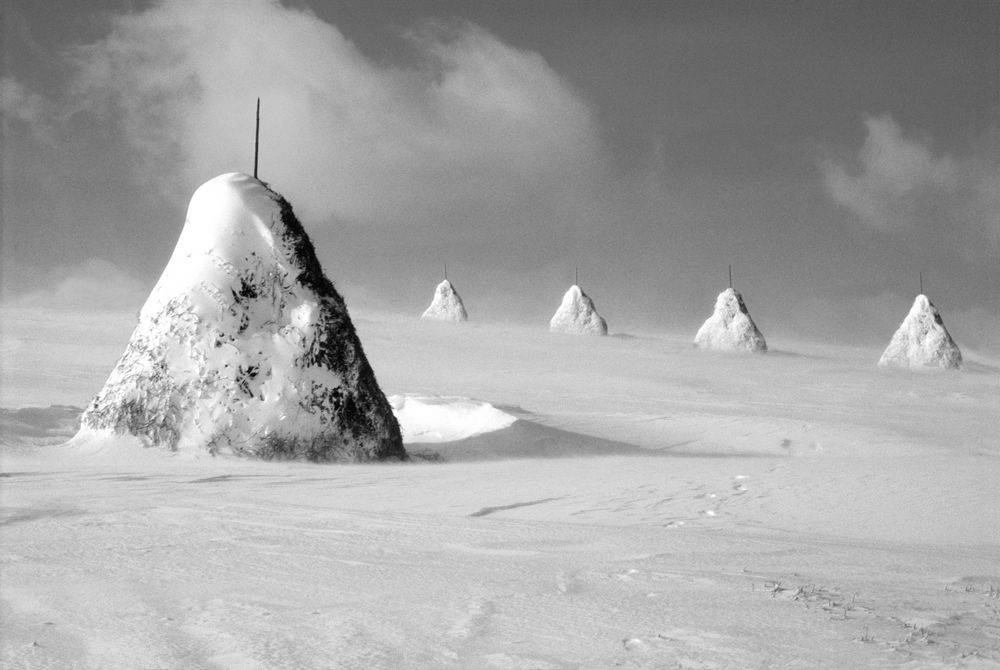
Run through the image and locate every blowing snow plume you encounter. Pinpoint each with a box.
[694,288,767,353]
[878,294,962,370]
[78,173,405,462]
[549,285,607,335]
[421,279,468,322]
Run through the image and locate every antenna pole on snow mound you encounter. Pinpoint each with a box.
[444,262,448,281]
[728,264,732,289]
[919,271,924,296]
[254,98,260,179]
[575,267,579,287]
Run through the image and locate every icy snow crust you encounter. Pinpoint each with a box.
[694,288,767,353]
[79,173,404,461]
[549,285,607,335]
[420,279,468,322]
[878,294,962,370]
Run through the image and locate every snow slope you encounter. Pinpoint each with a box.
[3,314,999,669]
[694,287,767,353]
[420,279,468,322]
[878,294,963,370]
[77,173,403,461]
[549,284,607,335]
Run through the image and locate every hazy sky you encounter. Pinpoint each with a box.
[2,0,998,353]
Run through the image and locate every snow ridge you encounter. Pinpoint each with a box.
[694,288,767,353]
[878,294,962,370]
[549,285,607,336]
[421,279,468,322]
[79,173,405,461]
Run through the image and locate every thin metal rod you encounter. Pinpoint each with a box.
[728,264,732,288]
[444,262,448,281]
[575,267,579,287]
[253,98,260,179]
[919,271,923,295]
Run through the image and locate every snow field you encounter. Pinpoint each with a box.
[3,310,999,668]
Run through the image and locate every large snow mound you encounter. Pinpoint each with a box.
[549,285,607,335]
[878,294,962,370]
[389,394,517,443]
[420,279,468,322]
[694,288,767,353]
[78,172,405,462]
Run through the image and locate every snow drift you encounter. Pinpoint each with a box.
[549,285,607,335]
[878,294,962,370]
[389,394,516,443]
[420,279,468,322]
[77,173,405,461]
[694,288,767,353]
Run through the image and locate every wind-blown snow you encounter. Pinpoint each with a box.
[693,288,767,353]
[77,172,404,461]
[549,284,607,335]
[878,294,962,370]
[389,394,516,443]
[420,279,468,322]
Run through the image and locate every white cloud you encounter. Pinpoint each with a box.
[820,115,1000,253]
[6,258,148,312]
[66,0,608,230]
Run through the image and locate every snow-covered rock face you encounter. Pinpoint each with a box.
[420,279,468,322]
[878,294,962,370]
[549,285,607,336]
[693,288,767,353]
[79,172,405,461]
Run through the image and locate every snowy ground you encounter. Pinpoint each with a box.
[2,309,999,669]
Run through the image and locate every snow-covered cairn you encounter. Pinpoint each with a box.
[878,294,962,370]
[421,279,468,322]
[694,288,767,353]
[549,285,607,335]
[78,173,406,462]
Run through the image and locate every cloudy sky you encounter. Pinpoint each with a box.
[3,0,998,353]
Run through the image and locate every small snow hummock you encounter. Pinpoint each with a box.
[389,394,516,443]
[421,279,468,322]
[549,285,607,336]
[694,288,767,353]
[77,172,405,462]
[878,294,962,370]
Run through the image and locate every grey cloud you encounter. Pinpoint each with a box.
[820,115,999,255]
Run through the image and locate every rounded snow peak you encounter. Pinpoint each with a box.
[421,279,468,322]
[694,287,767,353]
[550,284,607,335]
[188,172,271,223]
[878,294,961,370]
[181,172,277,257]
[435,278,456,296]
[715,287,750,315]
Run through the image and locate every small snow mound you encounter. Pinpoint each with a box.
[388,394,517,443]
[549,285,607,336]
[694,288,767,353]
[421,279,468,322]
[878,294,962,370]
